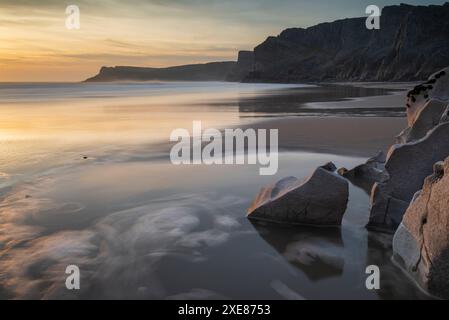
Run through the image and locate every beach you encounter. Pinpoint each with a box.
[0,81,427,299]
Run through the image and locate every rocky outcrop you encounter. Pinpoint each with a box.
[244,3,449,83]
[247,163,349,226]
[369,121,449,231]
[85,62,236,82]
[393,157,449,299]
[396,100,448,144]
[406,68,449,126]
[338,151,387,194]
[226,51,254,82]
[398,67,449,144]
[368,68,449,231]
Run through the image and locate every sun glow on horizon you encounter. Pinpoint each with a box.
[0,2,263,82]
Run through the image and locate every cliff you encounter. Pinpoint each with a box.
[244,3,449,83]
[85,3,449,84]
[226,51,254,82]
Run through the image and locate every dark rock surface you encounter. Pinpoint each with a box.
[244,3,449,83]
[226,51,254,82]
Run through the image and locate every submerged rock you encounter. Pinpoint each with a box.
[393,157,449,299]
[247,162,349,226]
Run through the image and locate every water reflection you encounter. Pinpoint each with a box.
[250,221,344,281]
[248,186,432,300]
[238,85,405,116]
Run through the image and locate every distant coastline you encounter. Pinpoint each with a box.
[84,62,236,82]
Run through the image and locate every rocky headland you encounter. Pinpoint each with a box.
[85,62,236,82]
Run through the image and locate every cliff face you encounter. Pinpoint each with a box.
[85,62,236,82]
[244,3,449,83]
[85,3,449,84]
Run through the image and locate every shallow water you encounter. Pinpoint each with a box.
[0,82,426,299]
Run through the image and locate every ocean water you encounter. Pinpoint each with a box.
[0,82,426,299]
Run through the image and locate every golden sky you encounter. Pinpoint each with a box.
[1,0,446,82]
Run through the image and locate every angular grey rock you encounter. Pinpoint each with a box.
[338,151,387,193]
[368,66,449,231]
[248,162,348,226]
[368,121,449,231]
[396,100,448,144]
[393,157,449,299]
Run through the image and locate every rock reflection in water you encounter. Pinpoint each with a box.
[238,85,405,117]
[250,221,344,281]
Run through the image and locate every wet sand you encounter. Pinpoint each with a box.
[246,116,405,157]
[0,81,426,300]
[242,87,407,157]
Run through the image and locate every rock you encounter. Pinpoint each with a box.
[84,62,236,82]
[396,100,448,144]
[244,4,449,83]
[368,121,449,231]
[226,51,254,82]
[338,151,387,193]
[393,157,449,299]
[405,66,449,127]
[440,104,449,123]
[368,66,449,231]
[247,162,348,226]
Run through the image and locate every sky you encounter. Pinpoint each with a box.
[0,0,447,82]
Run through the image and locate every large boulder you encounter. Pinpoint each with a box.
[368,121,449,231]
[368,67,449,231]
[393,157,449,299]
[247,163,349,226]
